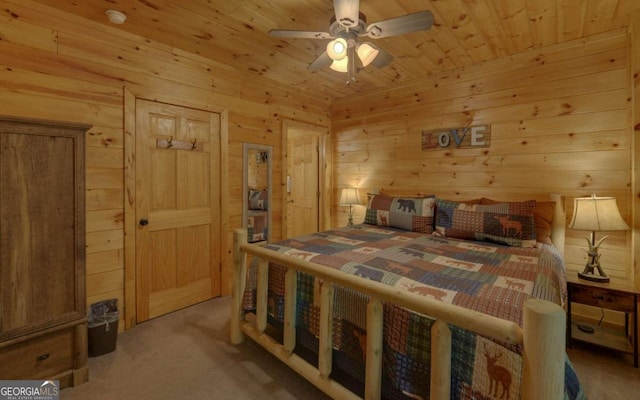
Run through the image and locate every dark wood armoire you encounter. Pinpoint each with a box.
[0,116,89,387]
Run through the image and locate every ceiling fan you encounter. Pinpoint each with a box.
[269,0,434,83]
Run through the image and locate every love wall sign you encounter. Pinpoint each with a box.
[421,125,491,151]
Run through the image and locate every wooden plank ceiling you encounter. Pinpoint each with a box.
[34,0,633,100]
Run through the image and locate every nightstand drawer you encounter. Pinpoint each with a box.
[0,328,74,380]
[569,284,635,312]
[566,276,639,367]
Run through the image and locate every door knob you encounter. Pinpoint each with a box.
[139,218,149,226]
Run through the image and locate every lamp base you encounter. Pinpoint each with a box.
[577,271,610,283]
[346,205,354,227]
[578,247,609,283]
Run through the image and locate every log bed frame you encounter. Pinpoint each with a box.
[231,194,567,400]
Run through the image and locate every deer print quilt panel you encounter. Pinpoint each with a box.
[243,224,585,400]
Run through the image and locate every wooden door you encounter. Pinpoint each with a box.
[286,129,319,237]
[135,100,221,322]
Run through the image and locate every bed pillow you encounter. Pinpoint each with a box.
[480,198,555,245]
[435,198,537,247]
[247,213,267,242]
[248,189,268,210]
[364,194,436,233]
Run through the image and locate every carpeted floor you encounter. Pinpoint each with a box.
[61,296,640,400]
[62,297,328,400]
[566,338,640,400]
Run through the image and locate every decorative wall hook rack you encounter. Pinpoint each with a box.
[156,137,203,151]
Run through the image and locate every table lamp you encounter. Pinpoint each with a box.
[568,194,630,282]
[339,187,360,226]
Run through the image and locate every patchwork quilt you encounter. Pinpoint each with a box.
[243,224,585,400]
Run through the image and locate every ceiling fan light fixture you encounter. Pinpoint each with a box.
[327,38,348,60]
[357,43,379,67]
[330,57,349,73]
[269,2,434,83]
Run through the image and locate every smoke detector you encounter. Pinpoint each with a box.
[105,10,126,25]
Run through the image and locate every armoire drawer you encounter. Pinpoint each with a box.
[0,328,74,379]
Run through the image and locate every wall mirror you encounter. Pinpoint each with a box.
[242,143,272,243]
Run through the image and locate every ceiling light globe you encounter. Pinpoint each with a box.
[357,43,379,67]
[327,38,347,61]
[330,57,349,73]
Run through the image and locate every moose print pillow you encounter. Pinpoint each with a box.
[364,194,436,233]
[434,198,537,248]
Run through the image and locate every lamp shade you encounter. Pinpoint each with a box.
[569,195,630,231]
[357,43,379,67]
[330,57,349,72]
[339,187,360,205]
[327,38,347,61]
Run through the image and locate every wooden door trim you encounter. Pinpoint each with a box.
[124,88,136,330]
[123,87,229,329]
[282,119,331,238]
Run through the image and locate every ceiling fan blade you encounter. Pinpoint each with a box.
[333,0,360,29]
[308,51,333,70]
[367,43,394,68]
[365,10,434,39]
[269,29,332,39]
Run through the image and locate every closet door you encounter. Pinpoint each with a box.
[135,100,221,322]
[0,119,86,341]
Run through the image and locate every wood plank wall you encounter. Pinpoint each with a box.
[332,29,634,289]
[0,0,330,326]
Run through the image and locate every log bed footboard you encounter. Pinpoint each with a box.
[231,229,566,400]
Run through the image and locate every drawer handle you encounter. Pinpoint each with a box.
[36,353,50,362]
[592,294,604,300]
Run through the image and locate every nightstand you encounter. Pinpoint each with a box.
[566,275,639,367]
